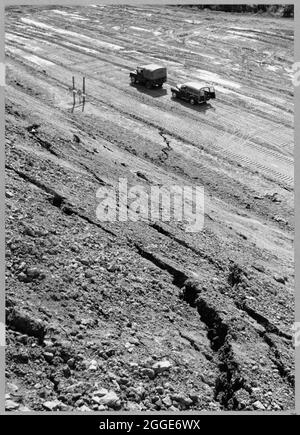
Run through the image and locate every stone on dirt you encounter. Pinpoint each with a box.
[5,399,20,411]
[152,360,172,374]
[6,308,47,343]
[42,399,62,411]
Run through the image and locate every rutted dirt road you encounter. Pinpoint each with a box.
[5,5,294,412]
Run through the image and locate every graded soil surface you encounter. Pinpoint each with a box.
[5,5,294,412]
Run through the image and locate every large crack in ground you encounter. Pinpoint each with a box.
[180,280,249,410]
[150,221,225,271]
[6,164,117,237]
[6,160,294,411]
[129,244,294,409]
[158,128,172,162]
[236,299,292,340]
[127,244,247,409]
[5,5,294,413]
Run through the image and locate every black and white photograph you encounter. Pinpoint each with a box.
[4,2,295,415]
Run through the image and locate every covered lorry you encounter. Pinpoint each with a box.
[130,64,167,88]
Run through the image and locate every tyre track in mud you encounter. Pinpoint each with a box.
[9,76,294,245]
[6,83,294,224]
[99,78,293,166]
[8,22,290,153]
[10,15,294,111]
[67,14,294,79]
[77,88,294,188]
[5,44,293,189]
[7,41,293,166]
[8,21,294,126]
[79,51,293,157]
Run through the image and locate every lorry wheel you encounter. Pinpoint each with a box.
[190,98,196,105]
[146,81,152,89]
[172,91,177,98]
[130,76,136,84]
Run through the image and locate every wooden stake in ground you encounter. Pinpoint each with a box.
[71,76,86,112]
[82,76,86,112]
[78,89,82,104]
[72,76,76,112]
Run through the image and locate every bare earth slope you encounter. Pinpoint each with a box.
[5,6,294,412]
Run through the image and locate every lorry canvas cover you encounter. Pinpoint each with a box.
[138,64,167,79]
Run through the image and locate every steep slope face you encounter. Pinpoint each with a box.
[5,5,294,412]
